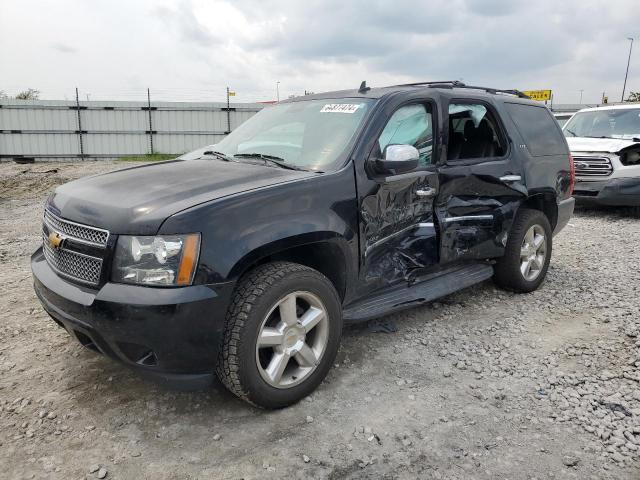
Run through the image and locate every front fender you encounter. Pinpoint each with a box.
[226,231,352,280]
[158,168,359,285]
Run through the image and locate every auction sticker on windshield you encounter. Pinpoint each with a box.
[320,104,360,113]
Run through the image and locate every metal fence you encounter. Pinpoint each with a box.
[0,97,264,162]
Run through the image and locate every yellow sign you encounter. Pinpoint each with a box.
[522,89,552,101]
[228,91,236,97]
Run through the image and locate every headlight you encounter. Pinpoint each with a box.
[621,149,640,166]
[112,234,200,286]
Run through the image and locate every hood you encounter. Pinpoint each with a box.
[48,159,315,235]
[566,137,638,154]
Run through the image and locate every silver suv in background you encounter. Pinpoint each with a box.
[563,105,640,208]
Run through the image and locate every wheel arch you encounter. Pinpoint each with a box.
[520,193,558,230]
[227,232,353,302]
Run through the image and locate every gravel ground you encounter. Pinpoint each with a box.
[1,161,640,480]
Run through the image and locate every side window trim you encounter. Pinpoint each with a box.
[444,98,510,164]
[368,99,439,173]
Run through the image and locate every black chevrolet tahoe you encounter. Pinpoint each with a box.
[32,81,575,408]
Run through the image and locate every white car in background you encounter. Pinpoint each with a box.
[563,105,640,209]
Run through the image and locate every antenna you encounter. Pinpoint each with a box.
[358,81,370,93]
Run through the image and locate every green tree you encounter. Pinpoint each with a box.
[15,88,40,100]
[627,91,640,102]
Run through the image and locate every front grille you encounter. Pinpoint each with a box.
[44,209,109,246]
[42,209,109,286]
[573,156,613,177]
[42,233,103,285]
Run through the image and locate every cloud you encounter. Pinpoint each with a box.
[50,42,77,53]
[464,0,525,16]
[153,0,221,47]
[1,0,638,104]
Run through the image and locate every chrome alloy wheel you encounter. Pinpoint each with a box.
[255,291,329,389]
[520,224,547,281]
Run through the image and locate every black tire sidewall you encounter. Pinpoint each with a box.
[495,208,552,293]
[235,268,342,408]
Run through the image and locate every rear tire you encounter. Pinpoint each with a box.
[216,262,342,409]
[494,208,552,293]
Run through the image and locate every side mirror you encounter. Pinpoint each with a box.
[375,144,419,175]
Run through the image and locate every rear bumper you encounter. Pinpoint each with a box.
[554,197,574,235]
[31,247,235,390]
[573,177,640,207]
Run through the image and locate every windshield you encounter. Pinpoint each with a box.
[563,108,640,139]
[197,98,373,171]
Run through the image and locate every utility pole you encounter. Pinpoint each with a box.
[147,88,154,154]
[579,89,584,104]
[622,37,634,102]
[75,87,85,160]
[226,86,231,134]
[276,81,280,102]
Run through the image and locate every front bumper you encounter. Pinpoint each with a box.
[31,247,235,389]
[574,177,640,207]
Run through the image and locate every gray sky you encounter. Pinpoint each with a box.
[1,0,639,104]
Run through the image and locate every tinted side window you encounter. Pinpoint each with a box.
[447,103,506,160]
[378,104,434,166]
[505,103,567,156]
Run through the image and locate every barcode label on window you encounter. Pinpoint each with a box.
[320,104,360,113]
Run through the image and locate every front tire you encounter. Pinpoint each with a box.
[216,262,342,408]
[494,208,552,293]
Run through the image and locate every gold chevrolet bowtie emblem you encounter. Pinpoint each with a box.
[48,232,64,249]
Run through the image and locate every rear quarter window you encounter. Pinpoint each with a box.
[505,103,568,156]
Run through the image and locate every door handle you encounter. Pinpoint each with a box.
[416,187,437,198]
[500,175,522,182]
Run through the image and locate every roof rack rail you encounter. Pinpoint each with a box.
[391,80,530,99]
[460,84,530,99]
[394,80,467,88]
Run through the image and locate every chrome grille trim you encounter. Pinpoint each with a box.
[44,209,109,247]
[573,156,613,177]
[42,232,103,286]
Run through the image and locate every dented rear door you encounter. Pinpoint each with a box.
[436,98,527,264]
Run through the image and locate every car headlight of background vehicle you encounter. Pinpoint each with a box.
[620,148,640,166]
[112,234,200,286]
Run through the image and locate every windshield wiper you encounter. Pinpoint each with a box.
[565,128,578,137]
[200,150,236,162]
[233,153,308,171]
